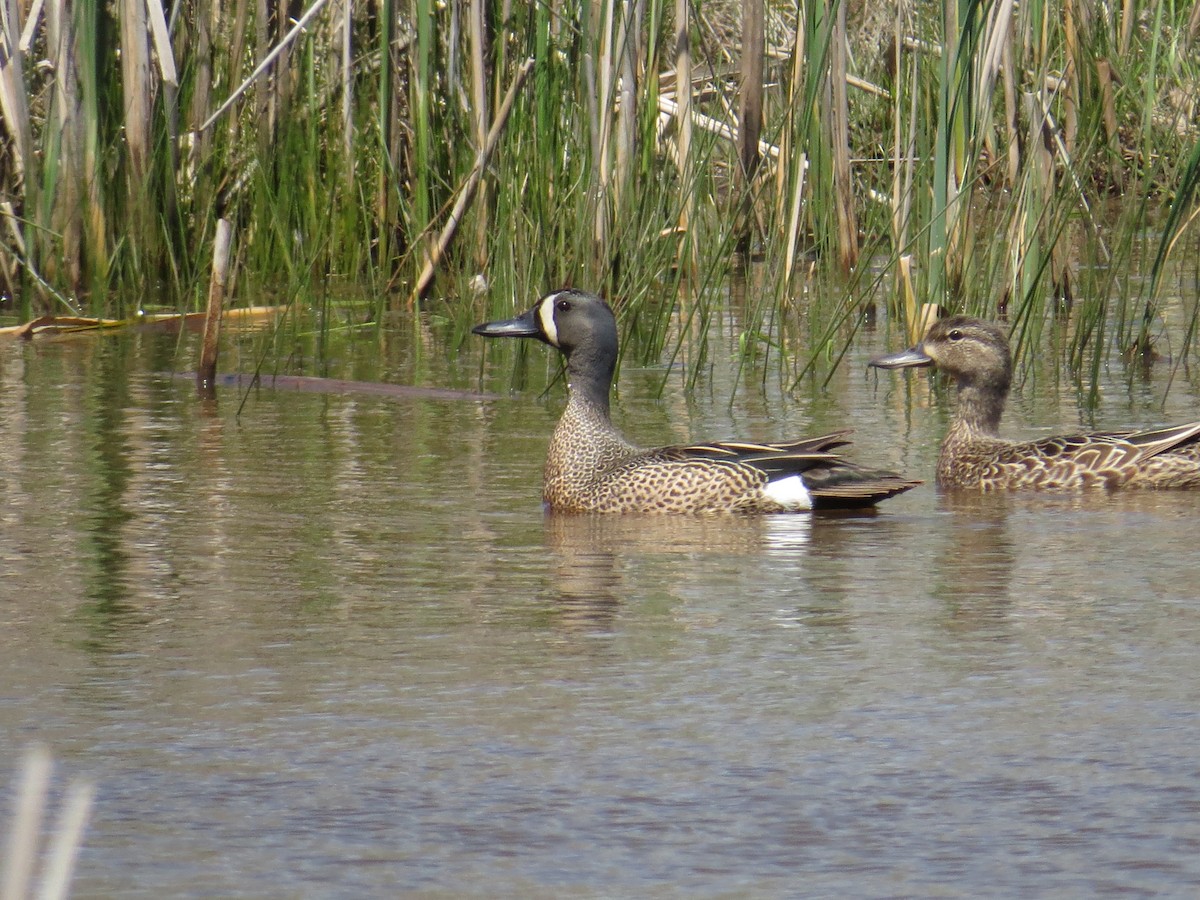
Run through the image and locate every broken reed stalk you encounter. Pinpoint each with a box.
[657,96,780,160]
[410,57,535,305]
[198,217,233,391]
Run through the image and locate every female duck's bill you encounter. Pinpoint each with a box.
[868,346,934,370]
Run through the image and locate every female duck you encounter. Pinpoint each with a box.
[475,289,920,513]
[870,315,1200,490]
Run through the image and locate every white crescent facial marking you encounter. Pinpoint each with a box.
[763,474,813,510]
[538,294,560,347]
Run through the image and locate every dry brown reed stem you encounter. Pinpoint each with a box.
[1120,0,1135,56]
[1001,29,1019,186]
[145,1,176,87]
[891,4,917,255]
[673,0,693,263]
[735,0,764,250]
[614,2,639,220]
[198,217,234,391]
[44,0,85,291]
[254,0,270,150]
[227,0,251,139]
[780,11,807,288]
[828,0,857,273]
[187,4,214,171]
[468,0,488,267]
[0,0,33,186]
[340,0,353,187]
[781,149,809,288]
[120,0,151,180]
[594,0,616,250]
[411,57,535,306]
[374,0,397,270]
[1096,59,1121,185]
[899,257,940,344]
[1062,0,1080,157]
[977,0,1017,185]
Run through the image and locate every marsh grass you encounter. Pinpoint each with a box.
[1,1,1199,391]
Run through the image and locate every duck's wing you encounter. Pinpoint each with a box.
[1125,421,1200,459]
[651,430,920,508]
[983,423,1200,488]
[794,459,924,506]
[1019,422,1200,463]
[669,429,856,461]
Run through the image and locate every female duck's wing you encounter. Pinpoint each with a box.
[985,422,1200,488]
[1124,421,1200,459]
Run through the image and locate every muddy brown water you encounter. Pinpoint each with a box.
[2,325,1200,896]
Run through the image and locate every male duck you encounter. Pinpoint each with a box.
[474,289,920,513]
[870,315,1200,490]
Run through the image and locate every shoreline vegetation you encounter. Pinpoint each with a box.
[1,1,1199,383]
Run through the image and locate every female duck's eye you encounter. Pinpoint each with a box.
[948,329,963,341]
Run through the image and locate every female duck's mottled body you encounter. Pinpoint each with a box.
[474,289,920,514]
[870,315,1200,490]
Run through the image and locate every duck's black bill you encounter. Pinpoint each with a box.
[869,347,934,369]
[472,307,540,339]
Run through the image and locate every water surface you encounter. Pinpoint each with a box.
[2,326,1200,896]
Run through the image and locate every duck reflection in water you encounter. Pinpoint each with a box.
[933,492,1018,632]
[543,514,796,629]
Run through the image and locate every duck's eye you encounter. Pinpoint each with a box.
[556,299,571,312]
[948,329,963,341]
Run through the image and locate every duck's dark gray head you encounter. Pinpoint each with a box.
[473,289,618,358]
[473,289,620,407]
[870,315,1012,394]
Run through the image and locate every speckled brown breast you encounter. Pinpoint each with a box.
[541,402,785,514]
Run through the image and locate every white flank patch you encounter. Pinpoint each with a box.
[538,295,560,346]
[763,474,813,510]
